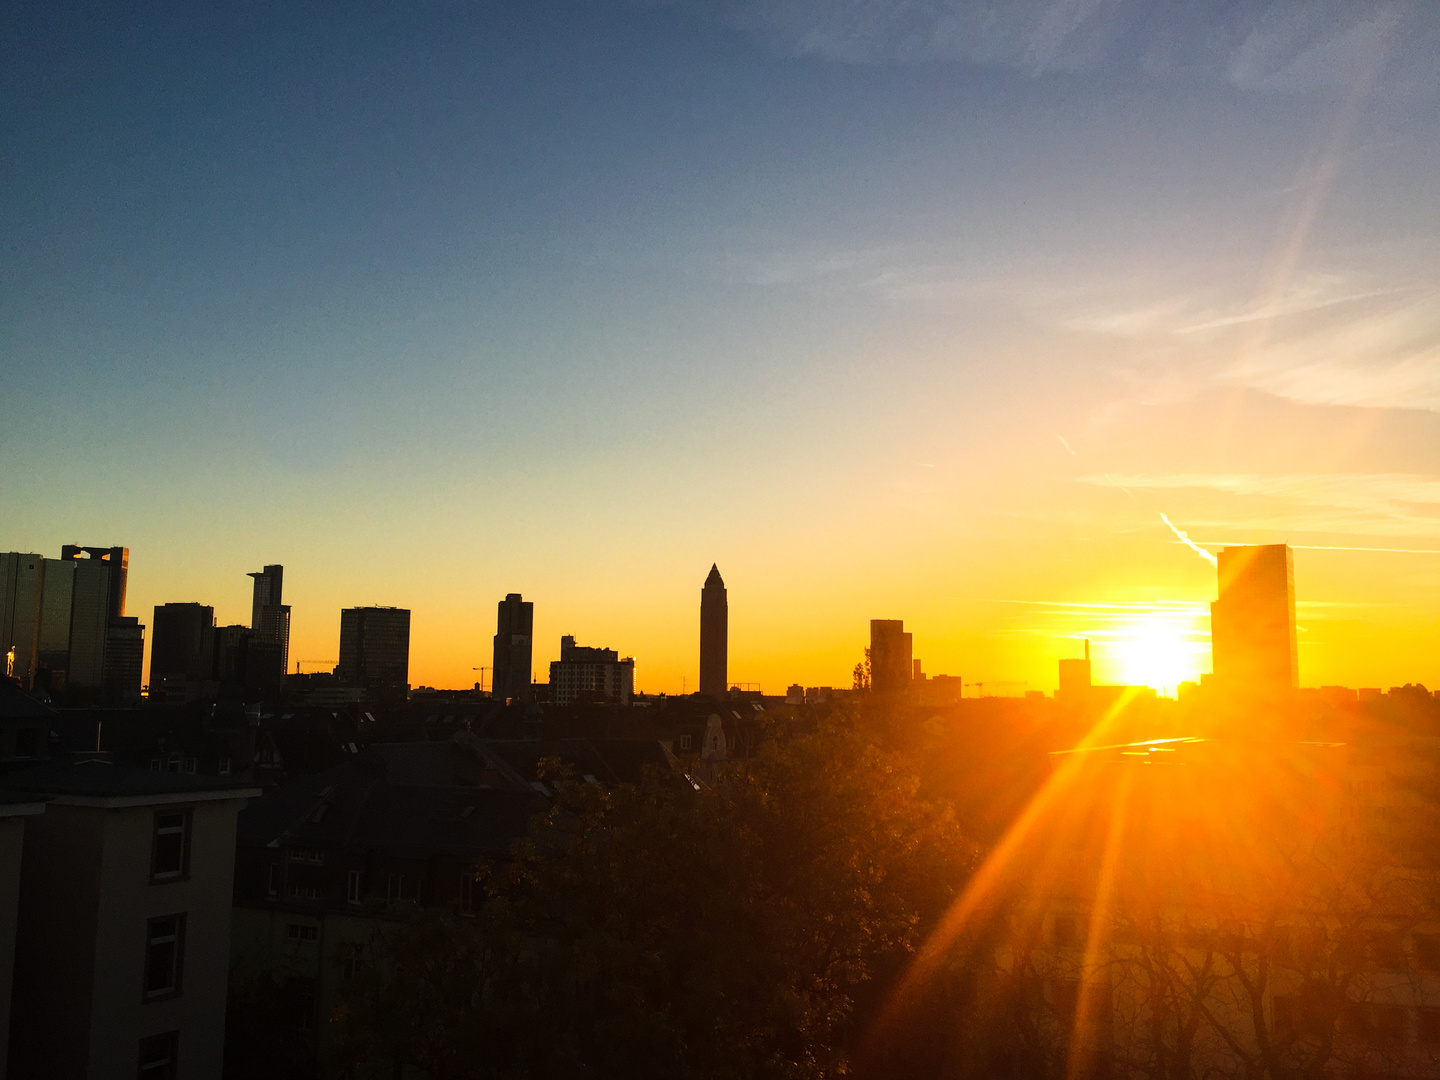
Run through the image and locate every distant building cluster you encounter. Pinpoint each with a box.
[2,552,763,711]
[0,546,140,704]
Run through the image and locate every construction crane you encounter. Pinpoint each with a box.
[472,667,491,693]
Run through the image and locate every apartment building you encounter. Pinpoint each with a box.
[1,762,257,1080]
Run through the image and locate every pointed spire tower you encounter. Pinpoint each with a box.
[699,563,728,696]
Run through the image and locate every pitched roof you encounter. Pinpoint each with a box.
[0,680,55,720]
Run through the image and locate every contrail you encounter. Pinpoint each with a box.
[1161,513,1218,566]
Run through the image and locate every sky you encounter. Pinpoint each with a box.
[3,0,1439,695]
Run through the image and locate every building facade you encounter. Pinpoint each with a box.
[149,604,216,702]
[492,593,533,702]
[869,619,913,693]
[549,636,635,705]
[699,564,727,696]
[36,557,76,688]
[0,554,44,688]
[336,607,410,695]
[228,744,546,1073]
[2,764,257,1080]
[1211,544,1297,696]
[247,565,290,684]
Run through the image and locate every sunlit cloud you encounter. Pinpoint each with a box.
[1079,472,1440,536]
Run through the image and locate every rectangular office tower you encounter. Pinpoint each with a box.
[869,619,913,692]
[0,553,44,686]
[699,564,727,696]
[492,593,533,701]
[247,565,290,680]
[150,603,217,701]
[337,607,411,694]
[1210,544,1297,696]
[48,545,144,702]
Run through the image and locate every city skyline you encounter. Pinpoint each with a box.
[3,3,1440,695]
[3,534,1434,698]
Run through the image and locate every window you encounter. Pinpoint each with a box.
[460,870,479,914]
[679,734,692,750]
[267,864,280,897]
[288,847,324,865]
[217,757,231,776]
[144,915,186,999]
[296,979,318,1031]
[151,811,191,882]
[287,923,319,943]
[386,873,405,903]
[347,870,362,904]
[342,944,364,981]
[137,1031,179,1079]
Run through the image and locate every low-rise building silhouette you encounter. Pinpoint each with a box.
[549,636,634,705]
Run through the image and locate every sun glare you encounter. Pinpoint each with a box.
[1108,612,1207,694]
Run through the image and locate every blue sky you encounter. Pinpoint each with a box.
[3,1,1439,692]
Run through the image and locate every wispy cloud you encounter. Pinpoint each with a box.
[703,0,1439,98]
[1079,471,1440,536]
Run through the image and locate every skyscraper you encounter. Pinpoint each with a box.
[58,545,134,694]
[35,557,75,685]
[0,553,44,686]
[699,564,727,696]
[337,607,411,694]
[102,616,145,703]
[1210,544,1297,696]
[247,564,290,679]
[869,619,913,692]
[492,593,534,701]
[150,603,216,700]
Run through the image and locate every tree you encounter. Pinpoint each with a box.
[853,649,871,691]
[332,708,979,1079]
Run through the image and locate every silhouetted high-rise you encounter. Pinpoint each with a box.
[699,564,727,696]
[1210,544,1297,695]
[0,553,44,686]
[150,603,216,700]
[337,607,411,693]
[54,545,142,700]
[870,619,913,692]
[248,564,290,679]
[492,593,534,701]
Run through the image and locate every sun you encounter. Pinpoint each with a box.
[1108,611,1207,694]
